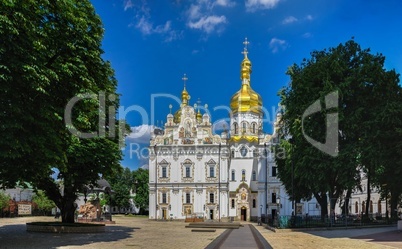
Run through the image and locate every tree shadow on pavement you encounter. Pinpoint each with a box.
[302,226,397,239]
[352,230,402,242]
[0,224,136,249]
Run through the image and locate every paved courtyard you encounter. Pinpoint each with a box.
[0,216,401,248]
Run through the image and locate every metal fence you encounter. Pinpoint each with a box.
[266,213,394,229]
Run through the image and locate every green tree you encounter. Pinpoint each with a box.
[277,39,400,219]
[133,168,149,214]
[0,0,127,223]
[32,190,55,215]
[0,192,10,216]
[106,167,133,211]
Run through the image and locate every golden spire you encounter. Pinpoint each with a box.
[174,74,191,123]
[196,98,202,122]
[181,74,190,106]
[240,38,252,80]
[230,38,262,115]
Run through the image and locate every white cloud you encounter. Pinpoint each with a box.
[269,38,288,53]
[188,15,227,33]
[212,119,230,132]
[245,0,281,12]
[188,4,202,20]
[135,17,181,42]
[125,124,160,144]
[136,16,153,35]
[140,164,149,170]
[306,15,313,21]
[302,32,312,38]
[186,0,233,34]
[282,16,298,24]
[214,0,236,7]
[124,0,134,11]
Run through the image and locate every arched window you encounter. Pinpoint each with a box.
[242,122,246,133]
[234,123,238,134]
[355,201,358,214]
[252,123,256,134]
[253,199,256,208]
[241,170,246,181]
[231,199,235,209]
[252,170,256,181]
[231,170,235,181]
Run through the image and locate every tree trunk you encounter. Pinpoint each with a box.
[61,194,77,223]
[390,190,400,220]
[341,189,352,215]
[365,174,371,219]
[314,192,328,221]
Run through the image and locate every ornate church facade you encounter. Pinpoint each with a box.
[148,41,320,221]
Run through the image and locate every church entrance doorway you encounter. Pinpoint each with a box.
[209,209,214,220]
[241,207,247,221]
[162,209,167,220]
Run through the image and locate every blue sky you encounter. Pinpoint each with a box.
[90,0,402,170]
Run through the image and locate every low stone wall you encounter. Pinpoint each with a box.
[26,223,105,233]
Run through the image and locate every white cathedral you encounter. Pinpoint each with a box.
[148,41,319,221]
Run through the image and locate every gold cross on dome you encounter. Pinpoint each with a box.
[242,37,249,57]
[182,73,188,87]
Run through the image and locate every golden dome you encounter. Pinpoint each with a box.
[230,48,262,115]
[181,87,190,106]
[174,77,191,123]
[173,109,181,123]
[196,109,202,123]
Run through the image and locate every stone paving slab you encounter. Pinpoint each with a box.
[252,223,401,249]
[1,216,401,249]
[0,216,224,249]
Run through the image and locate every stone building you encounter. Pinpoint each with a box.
[147,40,316,221]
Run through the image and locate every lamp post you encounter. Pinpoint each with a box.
[289,138,295,216]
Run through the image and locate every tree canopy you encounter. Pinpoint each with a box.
[133,168,149,214]
[276,39,401,218]
[32,190,55,215]
[0,0,126,222]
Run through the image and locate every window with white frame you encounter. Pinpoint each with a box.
[159,160,169,178]
[252,170,256,181]
[185,166,191,178]
[162,193,167,203]
[209,166,215,178]
[182,159,193,179]
[242,122,247,133]
[206,159,216,178]
[231,170,235,181]
[186,193,191,203]
[209,193,214,203]
[242,169,246,181]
